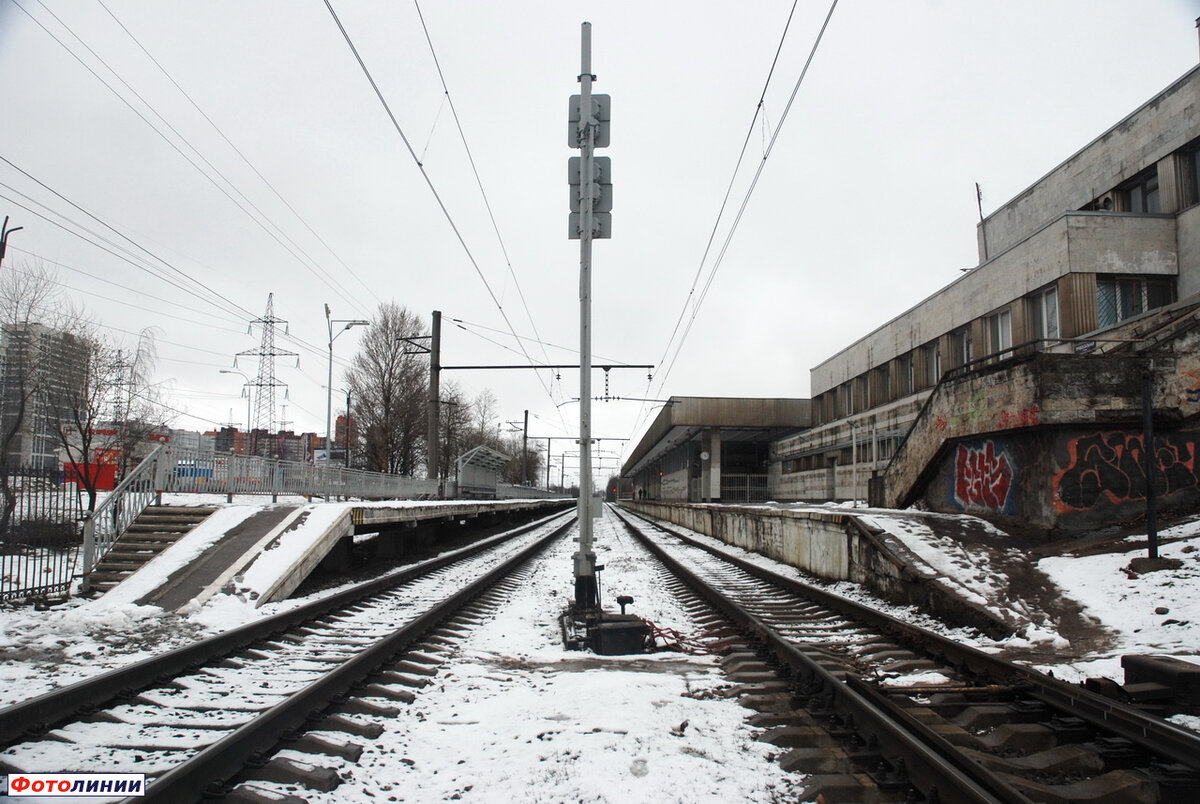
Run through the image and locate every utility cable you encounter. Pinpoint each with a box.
[94,0,379,314]
[11,0,366,316]
[413,0,557,380]
[634,0,838,449]
[321,0,561,415]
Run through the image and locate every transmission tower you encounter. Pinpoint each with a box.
[238,293,297,433]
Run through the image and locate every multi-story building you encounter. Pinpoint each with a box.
[0,323,89,471]
[773,62,1200,534]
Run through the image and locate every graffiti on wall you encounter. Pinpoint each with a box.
[1180,369,1200,406]
[997,406,1039,429]
[953,441,1015,512]
[1053,430,1200,512]
[935,402,1039,435]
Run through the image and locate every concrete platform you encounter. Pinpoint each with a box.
[619,500,1024,638]
[105,498,572,611]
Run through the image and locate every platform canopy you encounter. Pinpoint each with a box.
[457,445,510,473]
[456,444,511,495]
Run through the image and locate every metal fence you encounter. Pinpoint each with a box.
[0,467,83,603]
[721,473,770,503]
[81,445,444,587]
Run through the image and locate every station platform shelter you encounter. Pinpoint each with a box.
[622,397,809,504]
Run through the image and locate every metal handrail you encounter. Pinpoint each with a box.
[80,445,566,589]
[80,444,166,590]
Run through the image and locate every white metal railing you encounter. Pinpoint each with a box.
[155,448,440,500]
[81,444,167,588]
[81,445,567,589]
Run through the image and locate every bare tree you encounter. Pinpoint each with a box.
[346,303,428,475]
[0,262,70,534]
[437,381,472,484]
[38,321,169,513]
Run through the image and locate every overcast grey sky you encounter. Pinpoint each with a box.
[1,1,1199,483]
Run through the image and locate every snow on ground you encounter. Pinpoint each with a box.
[858,512,1043,626]
[1035,527,1200,683]
[3,495,1200,795]
[267,510,800,804]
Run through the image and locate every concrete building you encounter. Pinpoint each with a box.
[0,323,89,471]
[774,63,1200,534]
[623,397,810,503]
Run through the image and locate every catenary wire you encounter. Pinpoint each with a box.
[628,0,839,455]
[11,0,368,317]
[94,0,380,314]
[413,0,558,382]
[321,0,562,416]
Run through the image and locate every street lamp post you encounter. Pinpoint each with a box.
[325,305,368,467]
[219,369,252,449]
[0,216,24,270]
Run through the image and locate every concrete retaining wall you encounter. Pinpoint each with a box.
[620,501,1011,636]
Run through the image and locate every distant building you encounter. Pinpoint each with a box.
[0,323,89,471]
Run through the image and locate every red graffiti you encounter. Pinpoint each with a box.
[998,406,1040,429]
[935,415,948,431]
[954,441,1014,511]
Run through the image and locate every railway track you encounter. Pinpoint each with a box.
[0,509,575,802]
[612,504,1200,803]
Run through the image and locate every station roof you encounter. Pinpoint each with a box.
[457,445,510,472]
[622,396,810,477]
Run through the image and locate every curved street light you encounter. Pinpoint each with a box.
[219,369,252,437]
[325,305,369,466]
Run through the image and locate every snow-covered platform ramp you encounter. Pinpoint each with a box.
[96,499,572,612]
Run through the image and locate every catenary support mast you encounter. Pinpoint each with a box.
[574,22,598,610]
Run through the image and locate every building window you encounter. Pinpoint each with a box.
[896,354,914,397]
[1190,146,1200,207]
[986,309,1012,360]
[1096,275,1175,328]
[1028,286,1059,342]
[924,343,941,387]
[951,326,973,368]
[872,363,890,405]
[1122,168,1160,213]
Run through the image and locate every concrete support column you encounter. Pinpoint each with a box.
[701,430,722,502]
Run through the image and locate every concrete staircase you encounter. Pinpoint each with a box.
[88,506,218,594]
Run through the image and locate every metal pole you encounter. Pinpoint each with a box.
[523,409,529,486]
[325,305,334,470]
[546,438,552,489]
[1143,369,1159,558]
[574,21,598,611]
[427,310,442,482]
[345,389,352,469]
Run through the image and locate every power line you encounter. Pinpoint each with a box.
[413,0,556,378]
[633,0,840,446]
[321,0,563,417]
[11,0,369,316]
[94,0,380,315]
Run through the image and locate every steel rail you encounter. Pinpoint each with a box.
[612,506,1010,803]
[620,506,1200,771]
[136,515,574,802]
[0,508,573,747]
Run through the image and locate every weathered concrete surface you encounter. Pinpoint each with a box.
[137,505,303,610]
[257,499,574,605]
[881,310,1200,534]
[621,501,1012,637]
[122,499,572,610]
[979,65,1200,261]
